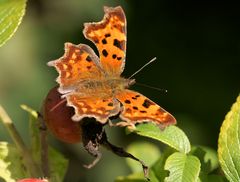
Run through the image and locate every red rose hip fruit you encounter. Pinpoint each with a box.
[42,86,81,143]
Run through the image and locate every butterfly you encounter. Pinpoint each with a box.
[48,6,176,129]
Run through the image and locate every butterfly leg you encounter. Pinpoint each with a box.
[83,140,102,169]
[102,139,149,181]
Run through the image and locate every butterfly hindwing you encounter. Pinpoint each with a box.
[116,90,176,127]
[83,6,126,76]
[67,94,121,124]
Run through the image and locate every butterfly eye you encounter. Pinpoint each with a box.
[125,79,135,88]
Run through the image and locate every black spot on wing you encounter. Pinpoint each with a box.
[124,100,131,104]
[102,38,107,44]
[112,54,117,59]
[113,39,125,50]
[142,99,154,108]
[117,57,122,61]
[102,49,108,57]
[105,33,111,37]
[86,56,92,62]
[133,106,138,110]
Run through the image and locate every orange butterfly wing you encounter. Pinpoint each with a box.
[83,6,126,76]
[116,90,176,128]
[48,43,103,94]
[67,95,120,123]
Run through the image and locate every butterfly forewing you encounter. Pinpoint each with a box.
[83,6,126,76]
[48,43,103,94]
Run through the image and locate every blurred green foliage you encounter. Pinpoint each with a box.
[0,0,239,181]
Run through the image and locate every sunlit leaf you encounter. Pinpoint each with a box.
[218,95,240,182]
[164,152,201,182]
[133,123,190,153]
[0,142,29,181]
[0,0,27,47]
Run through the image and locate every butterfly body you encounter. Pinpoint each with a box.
[79,77,131,95]
[62,76,133,101]
[48,6,176,129]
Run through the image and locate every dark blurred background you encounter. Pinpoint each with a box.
[0,0,239,181]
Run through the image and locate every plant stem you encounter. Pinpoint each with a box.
[38,112,50,178]
[0,105,42,177]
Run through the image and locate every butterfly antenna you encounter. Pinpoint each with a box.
[128,57,157,79]
[135,82,168,93]
[50,98,67,112]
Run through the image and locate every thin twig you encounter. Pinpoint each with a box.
[38,112,50,178]
[0,105,41,177]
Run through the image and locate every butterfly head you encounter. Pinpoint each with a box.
[127,78,136,88]
[113,78,135,91]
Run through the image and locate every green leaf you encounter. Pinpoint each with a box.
[0,141,29,181]
[126,142,161,173]
[190,146,219,173]
[151,147,175,181]
[20,104,38,119]
[0,0,27,47]
[164,152,201,182]
[218,95,240,182]
[48,147,68,182]
[115,172,149,182]
[20,104,40,156]
[206,175,228,182]
[133,123,191,153]
[21,104,41,161]
[198,172,228,182]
